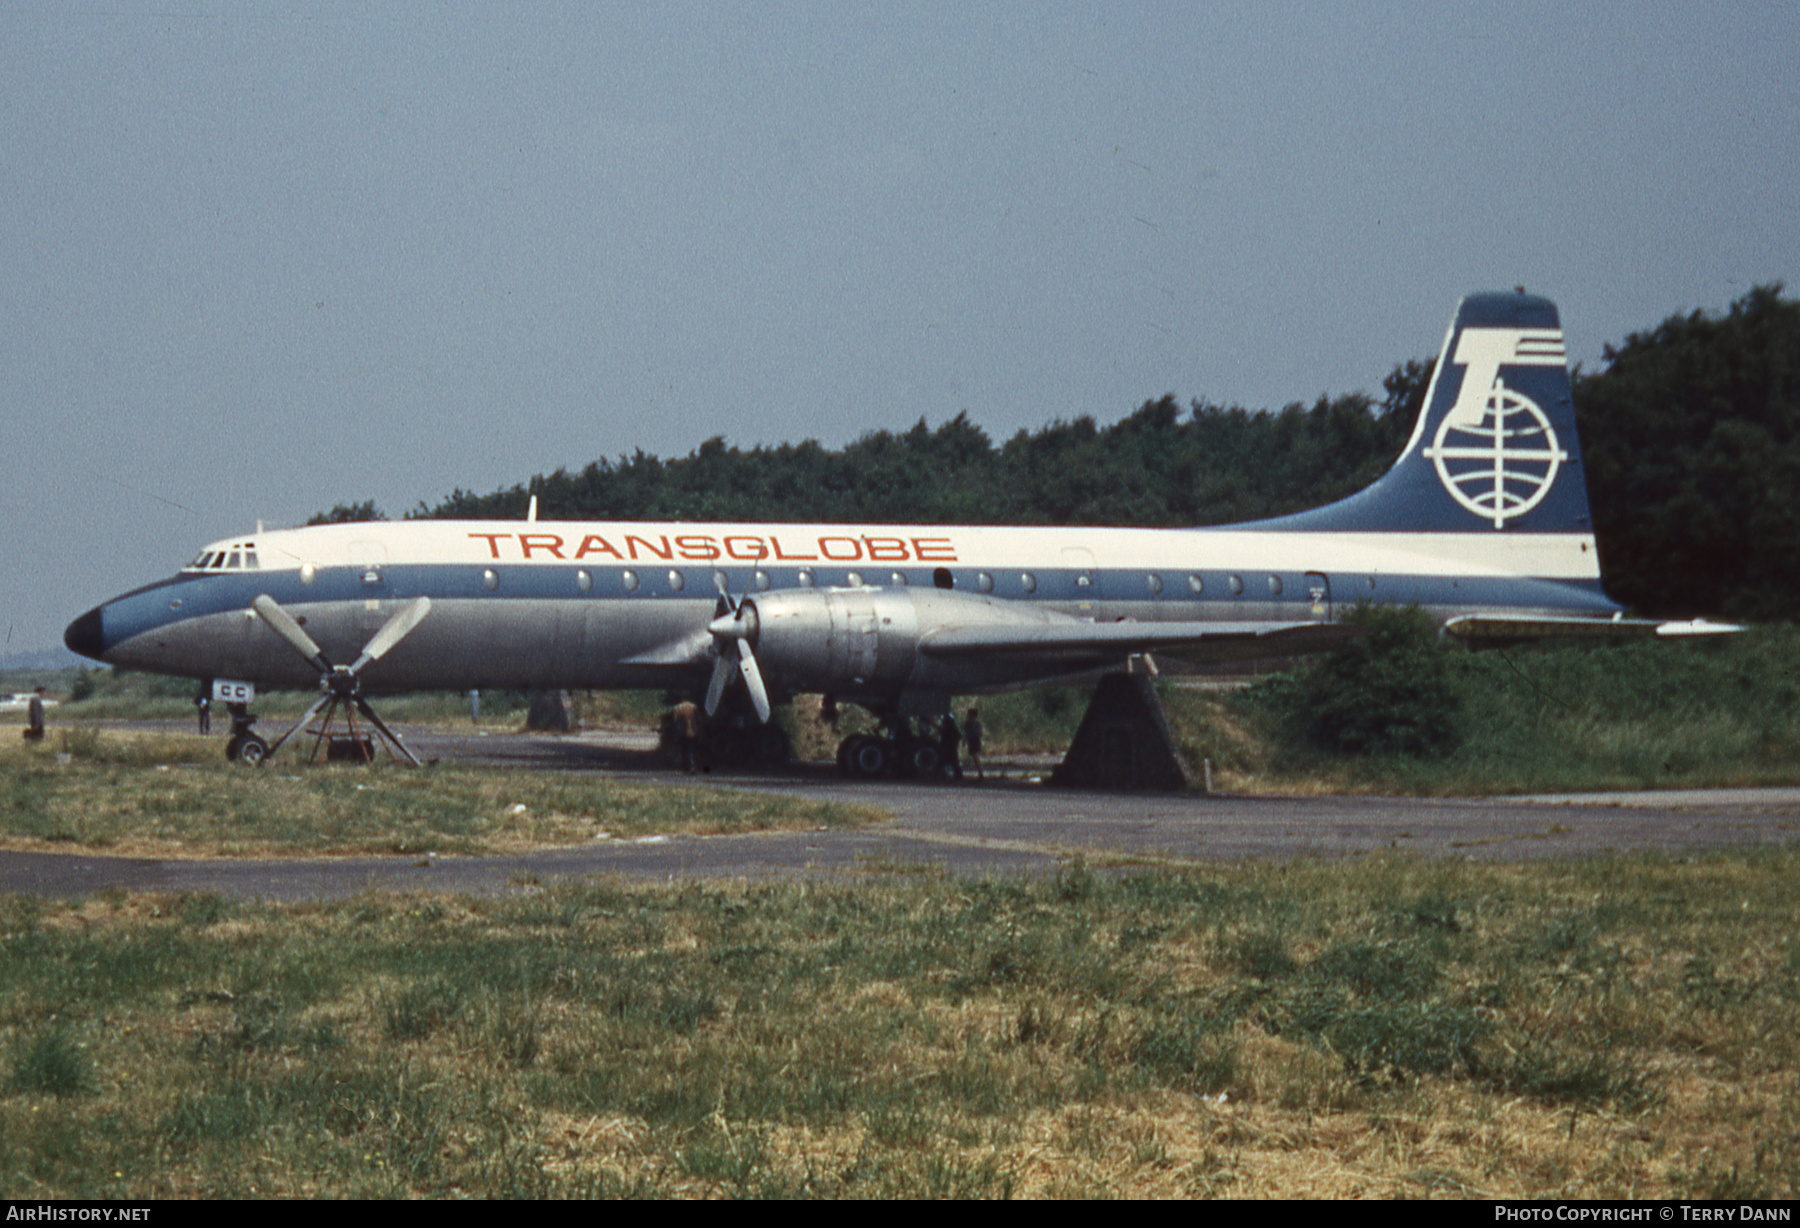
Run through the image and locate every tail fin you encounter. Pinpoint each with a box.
[1263,291,1595,535]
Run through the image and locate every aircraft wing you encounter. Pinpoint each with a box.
[1443,614,1745,643]
[918,619,1363,665]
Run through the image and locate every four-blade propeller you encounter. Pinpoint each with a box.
[251,593,432,765]
[704,577,771,723]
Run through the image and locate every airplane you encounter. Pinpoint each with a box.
[64,290,1737,771]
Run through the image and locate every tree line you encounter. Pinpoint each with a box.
[313,286,1799,621]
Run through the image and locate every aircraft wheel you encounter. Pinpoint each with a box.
[846,735,892,779]
[901,740,943,779]
[232,734,269,767]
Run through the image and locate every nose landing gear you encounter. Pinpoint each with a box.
[223,704,269,766]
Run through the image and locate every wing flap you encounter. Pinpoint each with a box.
[918,619,1362,664]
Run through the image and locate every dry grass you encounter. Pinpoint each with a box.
[0,728,879,858]
[2,853,1795,1198]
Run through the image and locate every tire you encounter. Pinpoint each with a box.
[847,735,892,778]
[234,734,269,767]
[902,740,942,778]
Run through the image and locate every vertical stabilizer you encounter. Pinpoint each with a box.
[1257,292,1594,535]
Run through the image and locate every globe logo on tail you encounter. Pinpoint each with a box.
[1424,378,1565,528]
[1423,326,1570,529]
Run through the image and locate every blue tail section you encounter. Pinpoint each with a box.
[1256,291,1594,535]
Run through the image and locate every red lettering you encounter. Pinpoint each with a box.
[913,537,957,562]
[863,536,910,562]
[574,534,624,560]
[771,536,817,561]
[625,534,672,561]
[518,533,566,560]
[676,535,721,561]
[818,536,863,561]
[468,533,512,559]
[723,536,770,561]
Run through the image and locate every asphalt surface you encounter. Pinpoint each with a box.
[3,725,1797,900]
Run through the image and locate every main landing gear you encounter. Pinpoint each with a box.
[835,719,946,780]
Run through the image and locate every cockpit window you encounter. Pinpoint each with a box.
[185,543,262,572]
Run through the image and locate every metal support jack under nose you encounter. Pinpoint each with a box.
[249,593,431,766]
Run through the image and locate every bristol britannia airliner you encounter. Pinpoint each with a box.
[64,291,1732,770]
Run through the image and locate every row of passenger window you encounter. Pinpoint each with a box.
[460,567,1296,595]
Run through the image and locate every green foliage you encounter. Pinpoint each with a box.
[1578,284,1800,620]
[1220,622,1800,792]
[383,977,464,1040]
[1222,928,1298,980]
[1250,604,1464,758]
[8,1029,93,1097]
[410,395,1414,528]
[307,500,387,525]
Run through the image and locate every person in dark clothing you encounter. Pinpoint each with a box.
[939,712,962,781]
[24,686,46,742]
[195,690,211,734]
[964,707,984,780]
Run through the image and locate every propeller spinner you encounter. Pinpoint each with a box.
[704,580,771,723]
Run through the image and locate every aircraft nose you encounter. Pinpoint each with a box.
[64,606,106,662]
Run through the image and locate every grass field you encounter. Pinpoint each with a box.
[9,669,666,729]
[5,637,1798,1198]
[2,853,1796,1198]
[0,729,878,858]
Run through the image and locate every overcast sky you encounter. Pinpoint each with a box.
[4,1,1797,660]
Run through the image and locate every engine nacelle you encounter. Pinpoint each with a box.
[741,587,921,696]
[741,585,1089,702]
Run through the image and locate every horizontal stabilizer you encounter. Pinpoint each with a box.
[1444,613,1745,643]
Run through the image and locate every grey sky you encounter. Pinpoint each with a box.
[4,1,1796,659]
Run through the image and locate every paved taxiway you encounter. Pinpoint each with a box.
[2,726,1796,899]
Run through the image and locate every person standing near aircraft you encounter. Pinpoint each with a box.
[194,689,210,734]
[940,712,962,781]
[24,686,46,742]
[672,696,702,774]
[964,707,984,780]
